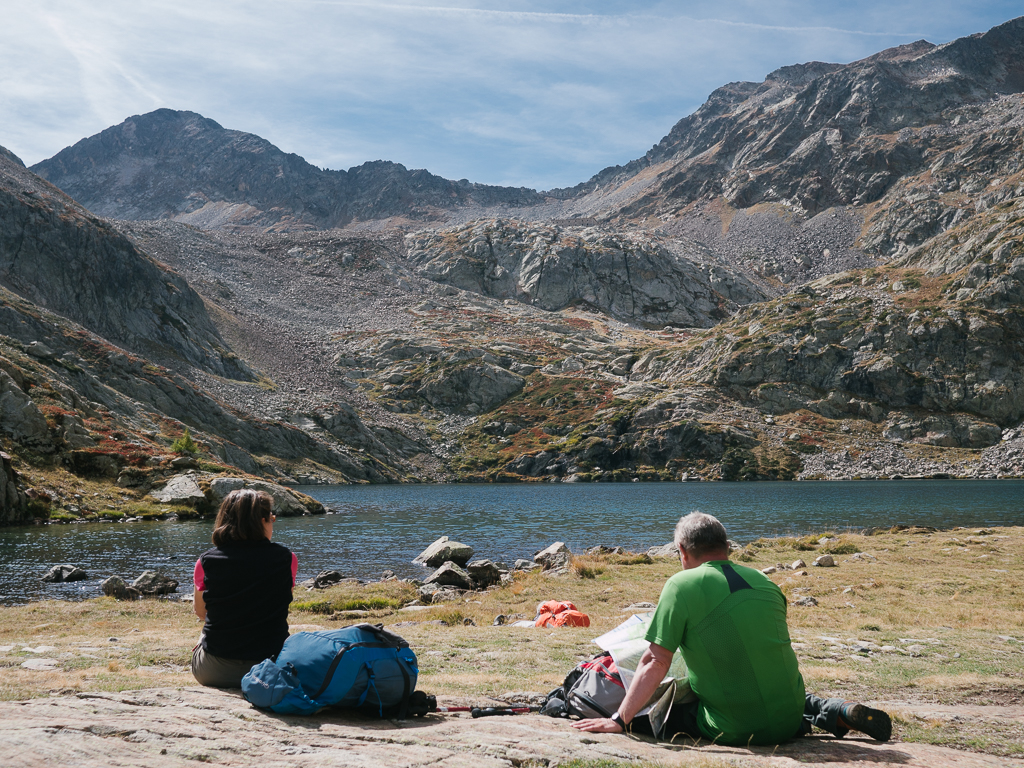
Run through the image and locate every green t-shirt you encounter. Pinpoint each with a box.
[644,560,805,745]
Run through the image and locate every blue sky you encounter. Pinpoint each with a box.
[1,1,1021,190]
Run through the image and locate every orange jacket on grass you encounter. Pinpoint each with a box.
[535,600,591,628]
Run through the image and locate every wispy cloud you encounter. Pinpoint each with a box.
[0,1,1014,188]
[298,0,920,35]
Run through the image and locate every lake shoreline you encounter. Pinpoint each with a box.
[3,479,1023,603]
[3,474,1024,531]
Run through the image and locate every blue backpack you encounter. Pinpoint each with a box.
[241,623,418,717]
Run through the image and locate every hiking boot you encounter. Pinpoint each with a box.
[838,702,892,742]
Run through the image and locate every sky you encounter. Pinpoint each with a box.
[1,1,1021,190]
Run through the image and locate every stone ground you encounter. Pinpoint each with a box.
[1,687,1019,768]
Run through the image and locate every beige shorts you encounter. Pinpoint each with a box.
[191,641,261,688]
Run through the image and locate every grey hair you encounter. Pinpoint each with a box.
[674,511,729,557]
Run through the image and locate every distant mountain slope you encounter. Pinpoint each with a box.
[564,17,1024,228]
[31,109,545,230]
[0,145,251,379]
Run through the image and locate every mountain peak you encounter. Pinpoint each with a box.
[31,110,545,230]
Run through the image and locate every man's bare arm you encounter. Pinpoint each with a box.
[571,642,674,733]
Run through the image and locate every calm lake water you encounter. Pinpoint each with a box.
[2,480,1023,603]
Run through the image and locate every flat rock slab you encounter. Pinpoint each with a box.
[0,687,1019,768]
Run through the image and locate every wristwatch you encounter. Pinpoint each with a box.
[610,711,627,731]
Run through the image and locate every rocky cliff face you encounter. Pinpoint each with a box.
[407,220,766,328]
[31,109,545,231]
[0,147,250,380]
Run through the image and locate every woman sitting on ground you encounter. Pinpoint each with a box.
[191,489,297,687]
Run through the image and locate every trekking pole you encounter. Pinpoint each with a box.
[430,705,540,716]
[471,706,541,718]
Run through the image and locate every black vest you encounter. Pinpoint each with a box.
[199,540,293,660]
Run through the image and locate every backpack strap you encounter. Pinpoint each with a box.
[357,662,382,716]
[394,654,413,720]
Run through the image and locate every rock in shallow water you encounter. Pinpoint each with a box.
[41,564,87,583]
[413,536,474,567]
[131,571,178,595]
[101,575,141,600]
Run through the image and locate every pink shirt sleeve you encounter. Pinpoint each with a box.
[291,552,298,587]
[194,558,205,591]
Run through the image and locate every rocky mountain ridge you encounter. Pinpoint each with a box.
[565,17,1024,219]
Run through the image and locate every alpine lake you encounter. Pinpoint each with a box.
[2,479,1023,603]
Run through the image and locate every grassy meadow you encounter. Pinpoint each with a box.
[1,525,1022,758]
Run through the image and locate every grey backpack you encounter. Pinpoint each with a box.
[541,651,626,719]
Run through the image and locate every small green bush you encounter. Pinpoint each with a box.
[171,428,198,455]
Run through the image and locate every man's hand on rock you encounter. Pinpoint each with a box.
[571,717,623,733]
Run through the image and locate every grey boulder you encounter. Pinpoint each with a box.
[207,476,323,516]
[423,562,474,590]
[41,564,88,583]
[513,559,542,571]
[101,575,141,600]
[467,559,501,588]
[534,542,571,570]
[413,536,474,567]
[313,570,344,589]
[132,570,179,595]
[149,474,206,506]
[647,542,679,558]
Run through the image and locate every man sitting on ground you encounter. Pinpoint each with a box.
[573,512,892,745]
